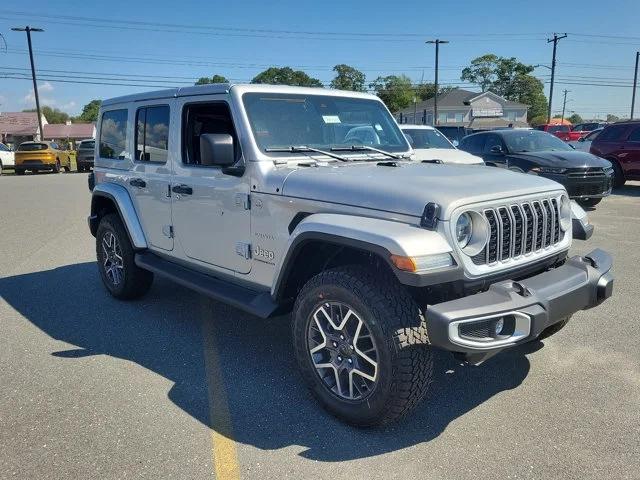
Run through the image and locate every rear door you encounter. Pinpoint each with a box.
[125,103,174,251]
[622,125,640,178]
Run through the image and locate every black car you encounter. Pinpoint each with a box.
[459,130,613,208]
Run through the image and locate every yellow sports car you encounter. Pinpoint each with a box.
[14,141,74,175]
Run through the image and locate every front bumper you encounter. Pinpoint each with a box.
[426,249,613,362]
[540,172,612,199]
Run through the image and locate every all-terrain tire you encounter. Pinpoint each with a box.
[96,213,153,300]
[292,265,434,426]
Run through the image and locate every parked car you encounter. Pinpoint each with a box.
[568,128,603,152]
[400,125,483,164]
[14,141,73,175]
[0,142,15,173]
[589,120,640,188]
[434,125,472,146]
[533,123,580,142]
[76,139,95,172]
[88,84,613,426]
[459,129,613,208]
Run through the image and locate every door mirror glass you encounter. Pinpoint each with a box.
[490,144,503,154]
[200,133,235,166]
[452,139,459,147]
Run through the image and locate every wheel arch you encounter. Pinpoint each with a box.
[89,183,147,249]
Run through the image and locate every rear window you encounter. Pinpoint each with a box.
[100,109,128,159]
[80,140,95,149]
[547,125,570,133]
[18,143,48,151]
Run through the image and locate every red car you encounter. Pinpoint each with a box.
[535,122,605,142]
[590,120,640,187]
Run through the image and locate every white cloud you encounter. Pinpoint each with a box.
[39,81,54,92]
[23,81,55,104]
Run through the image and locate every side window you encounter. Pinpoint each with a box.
[182,102,240,166]
[135,105,170,162]
[483,135,503,153]
[100,109,128,160]
[461,134,485,154]
[627,127,640,142]
[597,125,628,142]
[50,142,58,150]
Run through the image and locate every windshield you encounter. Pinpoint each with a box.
[242,92,409,156]
[18,143,48,151]
[402,128,454,149]
[503,131,573,153]
[80,140,95,149]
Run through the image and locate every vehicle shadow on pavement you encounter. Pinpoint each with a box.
[610,183,640,197]
[1,262,533,463]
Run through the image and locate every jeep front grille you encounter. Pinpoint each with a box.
[471,198,564,266]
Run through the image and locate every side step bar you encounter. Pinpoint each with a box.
[135,252,279,319]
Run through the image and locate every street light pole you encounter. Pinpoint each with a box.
[631,51,639,120]
[426,39,449,126]
[11,26,45,141]
[547,33,567,124]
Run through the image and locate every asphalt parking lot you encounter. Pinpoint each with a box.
[1,172,639,480]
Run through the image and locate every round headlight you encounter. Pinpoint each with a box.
[559,195,571,231]
[456,213,473,248]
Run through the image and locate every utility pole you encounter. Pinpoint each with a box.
[547,33,567,124]
[632,51,639,120]
[426,39,449,125]
[561,89,570,123]
[11,26,45,140]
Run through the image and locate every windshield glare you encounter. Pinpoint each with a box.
[503,131,573,153]
[242,93,409,156]
[402,128,454,149]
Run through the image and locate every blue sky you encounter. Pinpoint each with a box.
[1,0,639,119]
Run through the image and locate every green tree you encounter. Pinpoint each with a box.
[461,54,548,121]
[414,83,455,101]
[251,67,323,87]
[195,74,229,85]
[23,106,69,124]
[567,113,584,124]
[330,64,366,91]
[460,54,499,92]
[606,114,620,122]
[369,75,415,112]
[77,100,102,123]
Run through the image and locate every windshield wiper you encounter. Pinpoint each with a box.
[331,145,403,160]
[265,145,349,162]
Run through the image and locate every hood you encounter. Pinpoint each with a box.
[507,150,610,168]
[279,161,564,220]
[411,148,484,165]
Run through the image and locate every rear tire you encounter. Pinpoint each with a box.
[577,198,602,208]
[292,265,433,426]
[16,169,25,175]
[52,160,60,173]
[96,213,153,300]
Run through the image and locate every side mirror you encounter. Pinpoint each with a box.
[490,145,503,154]
[200,133,235,167]
[452,140,459,147]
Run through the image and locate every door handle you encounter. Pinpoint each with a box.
[129,178,146,188]
[172,184,193,195]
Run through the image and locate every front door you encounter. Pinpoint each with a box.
[170,98,251,274]
[126,103,174,251]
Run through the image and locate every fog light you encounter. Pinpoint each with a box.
[494,317,505,336]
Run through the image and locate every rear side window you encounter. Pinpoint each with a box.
[597,124,629,142]
[100,109,128,159]
[135,105,170,163]
[18,143,48,151]
[627,127,640,142]
[460,134,485,154]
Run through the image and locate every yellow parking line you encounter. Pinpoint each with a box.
[201,300,241,480]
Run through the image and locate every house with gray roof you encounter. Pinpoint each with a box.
[0,111,48,146]
[396,88,529,129]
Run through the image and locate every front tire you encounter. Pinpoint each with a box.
[608,159,625,188]
[292,265,433,426]
[577,198,602,208]
[96,213,153,300]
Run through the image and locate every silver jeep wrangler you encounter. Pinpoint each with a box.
[88,84,613,426]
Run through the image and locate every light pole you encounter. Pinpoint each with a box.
[561,89,571,123]
[631,51,639,120]
[426,39,449,126]
[546,33,567,124]
[11,26,45,141]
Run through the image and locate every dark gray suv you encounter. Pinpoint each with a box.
[76,139,95,172]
